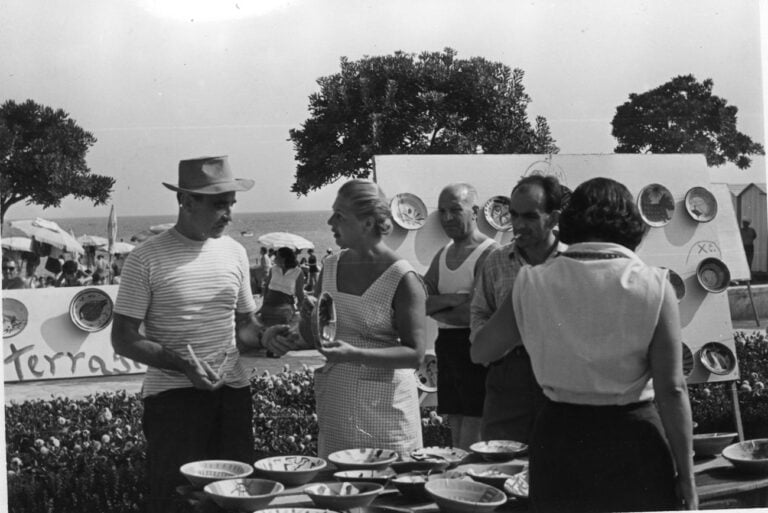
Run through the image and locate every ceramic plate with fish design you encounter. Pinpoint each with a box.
[69,288,114,332]
[3,298,28,338]
[685,186,718,223]
[638,183,675,227]
[483,196,514,232]
[390,193,428,230]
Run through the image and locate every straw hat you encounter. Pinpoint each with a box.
[162,156,254,194]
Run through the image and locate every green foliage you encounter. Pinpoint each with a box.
[0,99,115,224]
[611,75,764,169]
[289,48,559,195]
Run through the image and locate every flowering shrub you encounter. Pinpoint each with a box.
[8,333,764,512]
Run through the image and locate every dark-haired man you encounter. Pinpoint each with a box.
[470,174,567,443]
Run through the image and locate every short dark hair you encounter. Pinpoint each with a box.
[62,260,79,274]
[276,247,298,268]
[511,175,565,213]
[558,177,647,251]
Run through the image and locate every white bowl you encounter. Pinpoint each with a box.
[328,448,399,470]
[179,459,253,488]
[722,438,768,474]
[333,468,396,485]
[466,463,527,489]
[693,432,738,458]
[304,481,384,509]
[469,440,527,461]
[410,447,468,468]
[391,471,445,500]
[425,478,507,513]
[203,478,283,511]
[254,455,327,486]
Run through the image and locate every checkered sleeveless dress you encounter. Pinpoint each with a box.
[315,252,424,458]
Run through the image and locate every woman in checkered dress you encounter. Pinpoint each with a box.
[311,179,427,458]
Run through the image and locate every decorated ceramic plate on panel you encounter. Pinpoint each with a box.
[482,196,514,232]
[69,288,114,332]
[390,193,428,230]
[415,353,438,393]
[699,342,736,376]
[682,342,694,378]
[696,257,730,293]
[312,291,336,349]
[684,186,718,223]
[637,183,675,227]
[3,298,28,338]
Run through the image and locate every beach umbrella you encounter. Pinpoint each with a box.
[10,217,84,254]
[107,204,117,254]
[109,241,135,254]
[1,236,34,252]
[257,232,315,251]
[77,234,109,247]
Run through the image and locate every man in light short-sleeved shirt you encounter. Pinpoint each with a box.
[112,156,263,513]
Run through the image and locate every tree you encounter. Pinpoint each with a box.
[289,48,558,195]
[0,99,115,225]
[611,75,764,169]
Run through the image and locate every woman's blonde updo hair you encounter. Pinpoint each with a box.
[337,179,393,237]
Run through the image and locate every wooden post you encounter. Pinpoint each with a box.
[730,381,745,442]
[745,280,761,327]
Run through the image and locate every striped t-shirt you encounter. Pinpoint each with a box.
[114,228,257,398]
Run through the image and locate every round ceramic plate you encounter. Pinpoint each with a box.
[699,342,736,376]
[682,342,694,377]
[696,257,730,293]
[69,288,114,332]
[684,187,718,223]
[637,183,675,227]
[411,447,468,466]
[503,469,529,499]
[469,440,528,461]
[312,292,336,349]
[415,353,438,393]
[390,193,428,230]
[482,196,514,232]
[665,268,686,301]
[3,298,29,338]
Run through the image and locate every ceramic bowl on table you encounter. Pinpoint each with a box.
[693,432,738,458]
[391,471,445,500]
[465,463,527,490]
[254,455,327,486]
[303,481,384,509]
[410,447,468,469]
[469,440,527,461]
[722,438,768,474]
[390,458,450,474]
[503,469,529,500]
[203,478,284,512]
[333,468,396,485]
[425,478,507,513]
[179,459,253,488]
[328,448,399,470]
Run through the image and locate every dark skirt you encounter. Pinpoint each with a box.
[529,399,680,513]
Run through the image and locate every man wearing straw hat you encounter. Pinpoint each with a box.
[112,156,263,513]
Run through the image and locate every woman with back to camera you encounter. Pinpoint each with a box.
[264,179,427,458]
[260,246,305,326]
[473,177,697,512]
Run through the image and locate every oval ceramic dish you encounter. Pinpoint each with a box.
[69,288,114,332]
[180,460,254,489]
[684,186,718,223]
[482,196,514,232]
[504,469,529,500]
[693,432,738,458]
[304,481,384,510]
[699,342,736,376]
[637,183,675,227]
[333,468,395,485]
[312,291,336,349]
[466,463,527,490]
[390,193,428,230]
[469,440,527,461]
[415,353,438,393]
[253,455,327,486]
[696,258,730,293]
[3,298,29,338]
[425,478,507,513]
[722,438,768,474]
[411,447,468,468]
[203,478,284,512]
[682,342,694,378]
[327,448,399,470]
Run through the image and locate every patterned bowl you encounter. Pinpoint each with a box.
[425,478,507,513]
[693,432,738,458]
[328,448,399,470]
[203,478,283,512]
[469,440,527,461]
[333,468,396,485]
[254,455,327,486]
[722,438,768,474]
[304,481,384,509]
[391,471,445,500]
[466,463,527,490]
[179,460,253,489]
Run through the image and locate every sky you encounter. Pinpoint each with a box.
[1,0,766,221]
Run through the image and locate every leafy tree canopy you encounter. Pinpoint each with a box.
[0,99,115,225]
[289,48,558,195]
[611,75,764,169]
